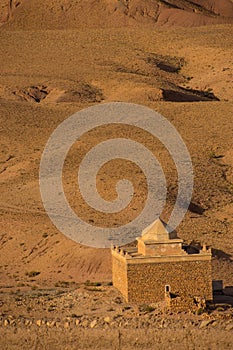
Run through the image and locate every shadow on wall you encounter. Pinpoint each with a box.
[212,280,233,307]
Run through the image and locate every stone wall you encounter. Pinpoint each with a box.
[112,253,128,300]
[126,260,212,304]
[137,239,185,256]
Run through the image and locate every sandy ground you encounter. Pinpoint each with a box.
[1,284,233,349]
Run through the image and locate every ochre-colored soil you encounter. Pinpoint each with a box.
[0,1,233,348]
[1,284,233,349]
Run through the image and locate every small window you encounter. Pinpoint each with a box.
[165,285,170,293]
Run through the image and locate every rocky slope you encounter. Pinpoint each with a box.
[1,0,233,29]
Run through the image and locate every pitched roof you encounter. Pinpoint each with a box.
[141,218,176,242]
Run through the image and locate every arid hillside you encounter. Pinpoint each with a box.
[1,0,233,29]
[0,1,233,348]
[0,23,233,289]
[0,0,232,296]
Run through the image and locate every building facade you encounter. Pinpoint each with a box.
[111,218,212,309]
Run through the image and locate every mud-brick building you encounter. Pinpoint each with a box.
[111,218,212,309]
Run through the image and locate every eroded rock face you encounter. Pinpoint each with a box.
[192,0,233,17]
[161,87,219,102]
[1,0,233,29]
[12,83,104,103]
[13,86,50,103]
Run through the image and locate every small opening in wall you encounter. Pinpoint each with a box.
[165,285,170,293]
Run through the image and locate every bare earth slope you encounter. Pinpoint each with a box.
[0,1,233,348]
[0,24,233,287]
[1,0,233,29]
